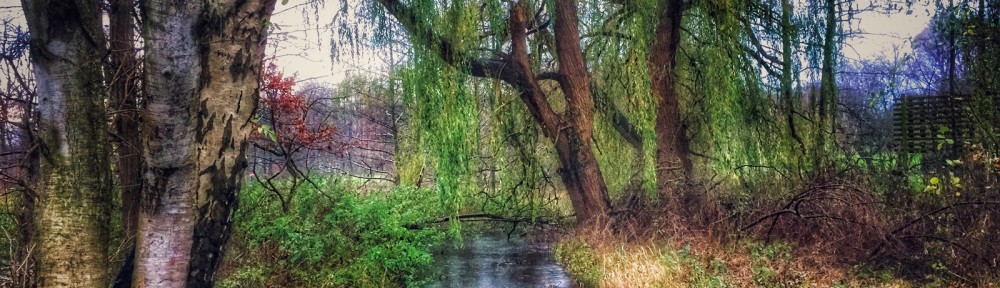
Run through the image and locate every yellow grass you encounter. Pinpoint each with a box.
[553,232,932,288]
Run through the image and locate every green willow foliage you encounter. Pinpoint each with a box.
[400,52,479,219]
[679,2,805,190]
[335,0,853,209]
[478,80,560,220]
[577,0,798,196]
[582,0,658,196]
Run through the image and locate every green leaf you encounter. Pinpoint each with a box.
[945,139,954,145]
[282,0,289,5]
[929,177,940,185]
[258,124,277,142]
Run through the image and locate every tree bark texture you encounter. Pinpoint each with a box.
[649,0,691,202]
[135,0,276,286]
[20,0,113,286]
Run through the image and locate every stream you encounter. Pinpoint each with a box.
[429,235,572,288]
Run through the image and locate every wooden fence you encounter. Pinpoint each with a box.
[892,94,998,154]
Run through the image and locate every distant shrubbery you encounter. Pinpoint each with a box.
[217,178,445,287]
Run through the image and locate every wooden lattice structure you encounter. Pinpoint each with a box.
[893,94,999,154]
[893,95,971,154]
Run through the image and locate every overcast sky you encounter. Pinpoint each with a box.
[1,0,935,87]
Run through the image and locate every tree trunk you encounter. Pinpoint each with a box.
[548,0,612,227]
[108,0,142,285]
[781,0,804,151]
[816,0,838,161]
[649,0,691,203]
[134,0,276,286]
[109,0,142,245]
[21,0,113,286]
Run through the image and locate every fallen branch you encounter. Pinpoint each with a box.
[403,213,551,230]
[403,213,563,240]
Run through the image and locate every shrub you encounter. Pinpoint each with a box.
[218,178,444,287]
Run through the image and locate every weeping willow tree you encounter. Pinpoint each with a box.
[582,0,658,199]
[355,0,618,227]
[334,0,848,228]
[686,0,861,182]
[581,0,851,201]
[662,1,806,197]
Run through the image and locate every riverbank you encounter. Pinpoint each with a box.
[552,225,995,287]
[554,232,866,287]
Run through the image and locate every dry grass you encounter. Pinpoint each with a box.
[555,178,938,287]
[554,229,936,287]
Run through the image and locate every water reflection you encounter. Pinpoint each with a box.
[430,235,572,288]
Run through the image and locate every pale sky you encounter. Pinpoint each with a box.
[266,1,393,85]
[1,0,935,87]
[842,2,936,61]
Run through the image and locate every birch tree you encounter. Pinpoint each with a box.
[134,0,277,286]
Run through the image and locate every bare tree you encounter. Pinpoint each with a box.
[1,19,37,287]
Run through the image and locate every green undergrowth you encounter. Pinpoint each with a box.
[218,177,445,287]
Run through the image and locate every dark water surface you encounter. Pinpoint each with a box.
[429,235,572,288]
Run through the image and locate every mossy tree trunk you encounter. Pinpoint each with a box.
[20,0,113,286]
[134,0,276,286]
